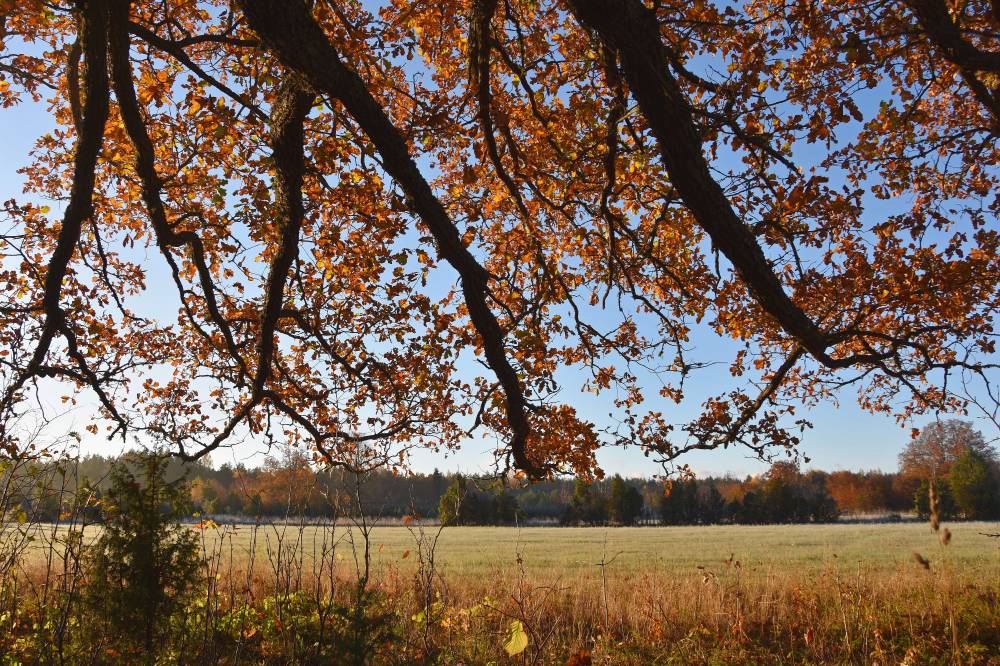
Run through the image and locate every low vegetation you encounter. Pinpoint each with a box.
[2,451,998,664]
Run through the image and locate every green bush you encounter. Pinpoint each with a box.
[949,448,999,518]
[80,452,202,661]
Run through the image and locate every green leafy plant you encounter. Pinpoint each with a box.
[949,449,999,519]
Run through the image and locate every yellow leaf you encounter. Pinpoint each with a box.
[504,620,528,656]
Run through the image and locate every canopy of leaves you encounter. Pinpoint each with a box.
[948,447,999,518]
[898,419,997,479]
[1,0,999,478]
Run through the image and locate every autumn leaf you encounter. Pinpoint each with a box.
[504,620,529,656]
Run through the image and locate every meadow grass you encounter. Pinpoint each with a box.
[6,521,999,663]
[20,520,1000,576]
[349,522,1000,576]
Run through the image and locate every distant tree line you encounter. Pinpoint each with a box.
[658,462,839,525]
[4,420,997,526]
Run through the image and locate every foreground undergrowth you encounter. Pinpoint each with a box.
[1,453,997,664]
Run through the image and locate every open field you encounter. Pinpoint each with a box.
[5,521,999,663]
[310,521,1000,576]
[17,520,1000,577]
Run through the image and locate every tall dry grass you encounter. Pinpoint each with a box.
[2,450,998,664]
[6,518,996,664]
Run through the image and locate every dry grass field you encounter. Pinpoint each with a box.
[19,520,1000,574]
[258,521,999,575]
[7,520,998,663]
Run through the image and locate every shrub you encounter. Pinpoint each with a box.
[80,452,202,660]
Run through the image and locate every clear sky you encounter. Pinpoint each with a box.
[1,32,994,480]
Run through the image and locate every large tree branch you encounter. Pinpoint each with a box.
[566,0,840,362]
[188,81,316,461]
[468,0,531,221]
[109,1,248,383]
[113,2,328,459]
[569,0,980,395]
[236,0,541,475]
[253,82,315,396]
[903,0,1000,122]
[0,0,115,428]
[905,0,1000,73]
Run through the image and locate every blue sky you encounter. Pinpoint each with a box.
[0,91,937,479]
[2,13,995,479]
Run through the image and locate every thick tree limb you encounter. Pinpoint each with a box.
[112,1,326,459]
[566,0,840,362]
[569,0,982,393]
[468,0,531,221]
[187,81,316,460]
[236,0,540,475]
[253,82,315,396]
[905,0,1000,73]
[109,0,248,383]
[903,0,1000,122]
[0,0,115,428]
[66,36,82,132]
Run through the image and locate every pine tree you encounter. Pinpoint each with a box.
[81,452,202,660]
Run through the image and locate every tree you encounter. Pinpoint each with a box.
[564,477,607,525]
[826,471,864,514]
[1,0,998,478]
[438,475,515,524]
[81,452,202,660]
[250,449,324,516]
[658,478,699,525]
[761,477,796,523]
[767,461,802,486]
[949,449,999,519]
[437,476,471,526]
[761,462,800,522]
[608,475,643,525]
[492,490,520,524]
[431,469,445,498]
[899,421,997,480]
[189,476,219,514]
[697,482,727,524]
[914,479,956,520]
[801,471,840,523]
[734,490,764,525]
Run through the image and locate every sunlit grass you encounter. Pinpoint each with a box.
[18,520,999,576]
[6,521,999,663]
